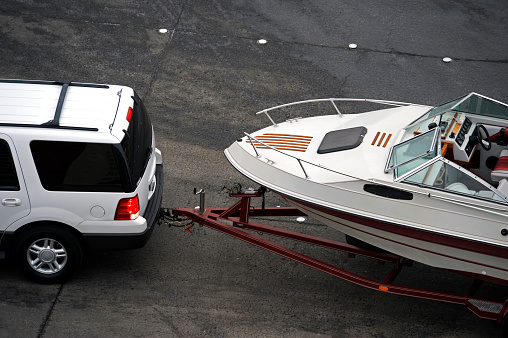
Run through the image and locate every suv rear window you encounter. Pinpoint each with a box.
[30,141,126,192]
[121,93,153,186]
[0,139,20,191]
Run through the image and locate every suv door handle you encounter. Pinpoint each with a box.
[1,198,22,207]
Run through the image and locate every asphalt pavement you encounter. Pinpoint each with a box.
[1,0,508,337]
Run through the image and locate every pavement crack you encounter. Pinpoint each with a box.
[142,0,189,101]
[37,284,64,338]
[172,0,188,30]
[152,305,183,336]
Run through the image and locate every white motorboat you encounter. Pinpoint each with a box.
[225,93,508,285]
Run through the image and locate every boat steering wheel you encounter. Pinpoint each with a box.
[476,124,491,151]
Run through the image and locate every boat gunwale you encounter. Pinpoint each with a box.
[241,132,508,211]
[226,142,508,230]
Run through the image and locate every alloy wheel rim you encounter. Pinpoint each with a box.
[27,238,67,274]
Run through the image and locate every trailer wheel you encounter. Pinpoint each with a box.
[14,225,82,284]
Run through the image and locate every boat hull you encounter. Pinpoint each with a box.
[225,141,508,284]
[283,194,508,286]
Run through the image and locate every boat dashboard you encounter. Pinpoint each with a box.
[416,110,505,166]
[406,93,508,169]
[438,112,479,163]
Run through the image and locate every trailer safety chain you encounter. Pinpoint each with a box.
[157,208,195,233]
[220,182,243,194]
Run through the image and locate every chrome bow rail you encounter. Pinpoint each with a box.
[255,98,421,126]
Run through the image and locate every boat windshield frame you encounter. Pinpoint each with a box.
[406,92,508,129]
[385,127,441,177]
[405,95,467,129]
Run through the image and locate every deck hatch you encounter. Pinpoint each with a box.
[317,126,367,154]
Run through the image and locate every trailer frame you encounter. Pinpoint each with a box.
[170,189,508,332]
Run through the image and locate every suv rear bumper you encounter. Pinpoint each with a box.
[83,163,164,251]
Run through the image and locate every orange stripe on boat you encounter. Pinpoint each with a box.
[252,146,306,152]
[372,132,380,145]
[247,139,309,145]
[262,133,313,140]
[254,138,311,145]
[249,140,310,147]
[383,134,392,147]
[377,133,386,146]
[247,133,313,152]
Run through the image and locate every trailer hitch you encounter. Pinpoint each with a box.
[156,187,210,233]
[157,208,194,232]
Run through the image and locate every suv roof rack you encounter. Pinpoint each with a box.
[0,79,110,131]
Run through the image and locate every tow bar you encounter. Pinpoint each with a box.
[166,188,508,334]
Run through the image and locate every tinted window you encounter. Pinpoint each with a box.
[453,94,508,120]
[121,93,152,187]
[0,139,20,191]
[30,141,125,192]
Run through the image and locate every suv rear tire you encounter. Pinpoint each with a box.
[14,225,82,284]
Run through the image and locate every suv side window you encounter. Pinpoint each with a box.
[0,139,20,191]
[30,141,125,192]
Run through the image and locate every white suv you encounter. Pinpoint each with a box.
[0,79,163,283]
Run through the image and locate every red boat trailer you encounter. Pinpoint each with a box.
[171,190,508,333]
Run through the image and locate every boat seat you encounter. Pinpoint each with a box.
[496,178,508,197]
[491,150,508,182]
[446,182,503,200]
[490,127,508,146]
[423,162,444,186]
[446,182,473,194]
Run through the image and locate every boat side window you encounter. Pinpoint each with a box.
[403,160,506,202]
[395,148,438,178]
[385,128,440,178]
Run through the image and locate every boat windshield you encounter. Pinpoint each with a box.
[385,128,440,178]
[407,93,508,128]
[403,159,507,203]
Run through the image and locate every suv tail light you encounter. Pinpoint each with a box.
[126,106,133,123]
[115,195,139,220]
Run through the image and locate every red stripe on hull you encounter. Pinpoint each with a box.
[281,195,508,261]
